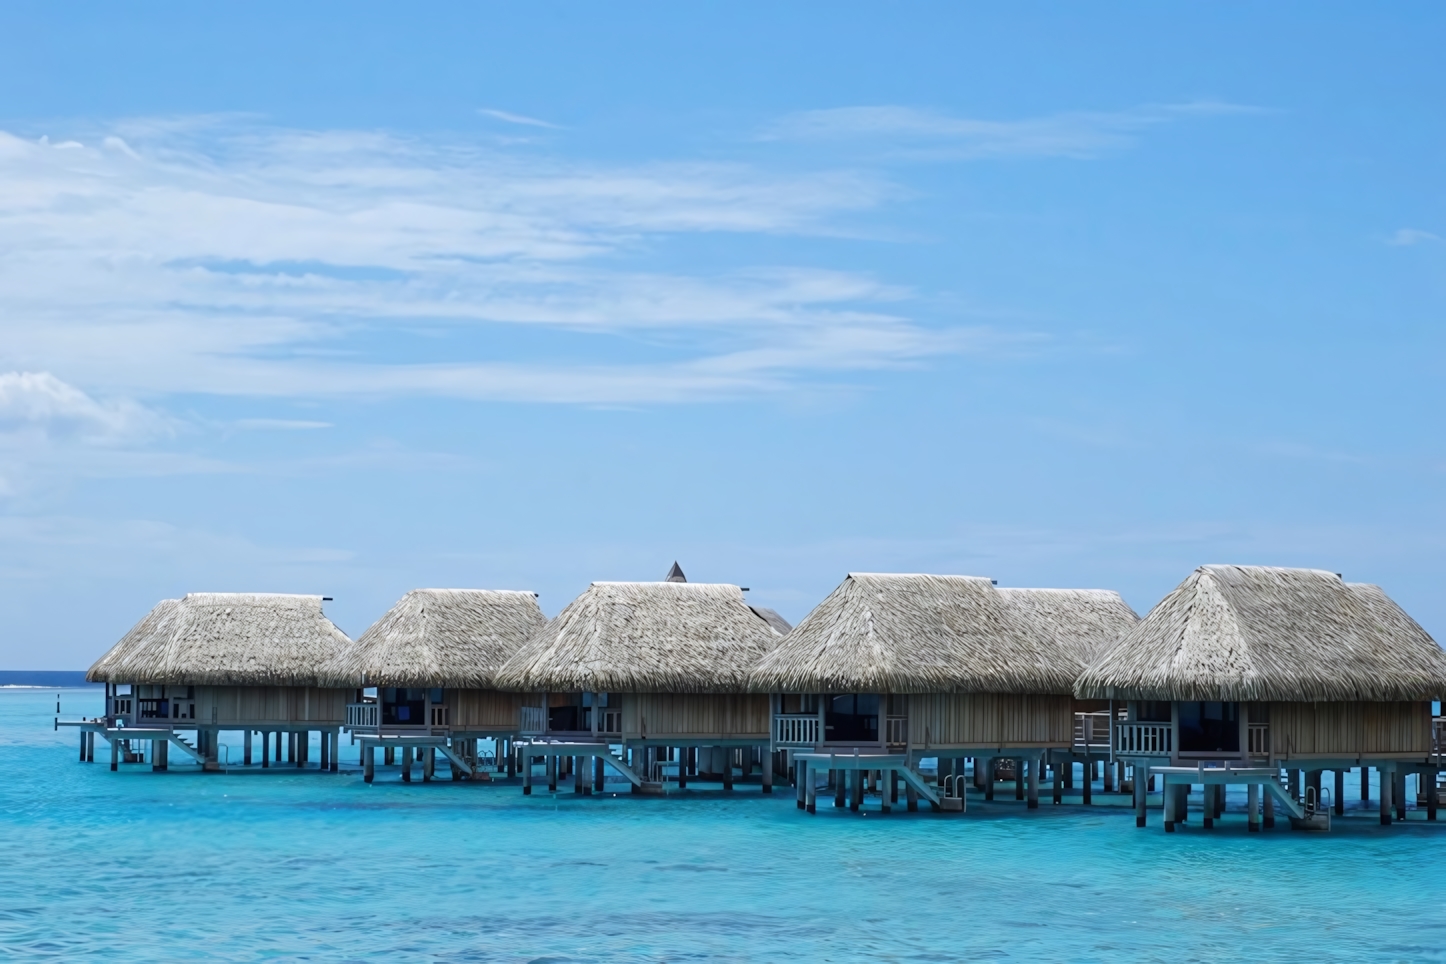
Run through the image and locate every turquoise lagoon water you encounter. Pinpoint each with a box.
[4,688,1446,962]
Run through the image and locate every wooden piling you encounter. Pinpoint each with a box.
[806,766,817,813]
[796,759,807,809]
[364,744,375,783]
[243,730,252,766]
[1203,785,1215,829]
[905,779,918,812]
[402,746,413,783]
[1429,768,1439,822]
[985,758,995,801]
[1015,758,1025,801]
[330,731,339,773]
[546,754,557,792]
[1103,757,1114,793]
[1026,756,1040,809]
[1134,769,1146,827]
[834,770,845,808]
[594,755,605,793]
[1164,777,1176,832]
[1395,770,1406,822]
[109,734,119,771]
[880,769,892,814]
[849,768,863,811]
[1053,758,1063,805]
[1262,785,1275,828]
[523,753,533,794]
[1334,770,1344,815]
[1380,767,1392,825]
[262,731,271,768]
[762,753,773,794]
[723,748,734,792]
[423,746,435,782]
[1081,757,1092,806]
[1248,783,1260,832]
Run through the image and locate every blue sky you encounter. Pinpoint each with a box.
[0,4,1442,666]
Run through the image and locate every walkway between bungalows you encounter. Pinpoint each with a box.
[517,740,646,792]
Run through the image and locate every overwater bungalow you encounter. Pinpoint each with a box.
[1000,587,1141,803]
[1075,565,1446,831]
[493,572,784,795]
[750,573,1137,814]
[322,588,546,783]
[74,593,353,771]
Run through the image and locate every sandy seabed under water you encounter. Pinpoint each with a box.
[3,688,1445,962]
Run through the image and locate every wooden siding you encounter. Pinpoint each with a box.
[1269,701,1432,757]
[447,689,525,731]
[195,686,347,726]
[622,693,770,740]
[909,693,1073,748]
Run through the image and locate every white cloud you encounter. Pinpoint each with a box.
[762,101,1259,159]
[477,107,561,129]
[0,371,163,441]
[0,118,979,406]
[1385,228,1440,247]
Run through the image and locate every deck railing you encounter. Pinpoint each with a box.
[1248,723,1270,757]
[774,714,820,747]
[1115,722,1171,756]
[599,709,622,735]
[430,705,449,728]
[520,706,545,735]
[885,715,908,748]
[346,703,379,729]
[1074,711,1113,750]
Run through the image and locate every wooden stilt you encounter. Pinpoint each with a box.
[722,748,734,792]
[110,733,119,771]
[1164,777,1176,832]
[330,731,339,773]
[1429,768,1439,822]
[1203,784,1215,829]
[806,765,817,813]
[796,759,807,809]
[574,755,584,793]
[1053,757,1063,805]
[1395,770,1406,822]
[905,779,918,812]
[850,768,863,811]
[507,742,516,779]
[1027,755,1040,809]
[1248,783,1260,832]
[262,731,270,768]
[1015,758,1025,801]
[1103,757,1114,793]
[1134,768,1147,827]
[546,754,557,792]
[1262,784,1275,828]
[80,730,87,762]
[523,752,533,794]
[594,755,605,793]
[1380,767,1392,825]
[880,769,892,813]
[1082,757,1092,806]
[243,730,252,766]
[985,758,995,801]
[423,746,435,782]
[834,769,845,808]
[1064,757,1074,789]
[364,744,375,783]
[402,746,414,783]
[762,751,773,794]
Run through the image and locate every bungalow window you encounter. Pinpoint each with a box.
[1137,701,1171,723]
[382,688,427,725]
[1177,701,1240,753]
[825,694,879,743]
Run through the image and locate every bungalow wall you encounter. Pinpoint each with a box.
[193,685,347,726]
[909,693,1073,749]
[447,689,526,731]
[1268,700,1432,758]
[622,693,771,741]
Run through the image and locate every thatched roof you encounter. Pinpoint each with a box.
[494,581,784,693]
[321,589,545,688]
[749,573,1080,695]
[749,605,793,636]
[998,588,1138,675]
[1075,565,1446,701]
[86,593,352,686]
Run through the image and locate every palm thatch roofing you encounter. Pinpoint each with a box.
[1075,565,1446,702]
[321,589,545,688]
[86,593,352,687]
[494,581,784,693]
[749,605,793,636]
[998,588,1139,675]
[749,573,1085,695]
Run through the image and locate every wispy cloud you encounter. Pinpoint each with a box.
[477,107,562,130]
[762,101,1259,159]
[1385,228,1440,247]
[0,372,167,442]
[0,119,977,411]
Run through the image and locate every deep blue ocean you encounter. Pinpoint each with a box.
[4,687,1445,962]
